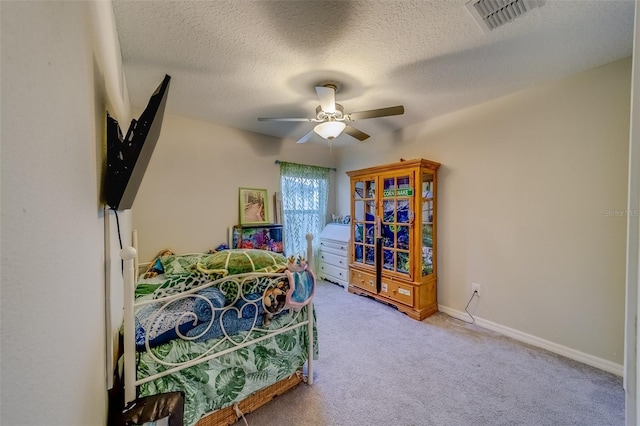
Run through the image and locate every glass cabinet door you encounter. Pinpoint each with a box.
[380,173,414,279]
[421,171,435,276]
[352,177,376,266]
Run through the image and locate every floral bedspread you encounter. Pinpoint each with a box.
[136,306,318,426]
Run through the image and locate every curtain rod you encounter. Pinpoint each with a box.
[274,160,336,171]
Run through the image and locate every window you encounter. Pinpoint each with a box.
[279,162,330,257]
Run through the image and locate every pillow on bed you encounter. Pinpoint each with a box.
[195,249,288,276]
[138,250,288,302]
[160,253,209,276]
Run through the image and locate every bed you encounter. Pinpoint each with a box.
[119,233,317,426]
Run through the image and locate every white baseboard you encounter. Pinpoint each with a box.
[438,304,623,377]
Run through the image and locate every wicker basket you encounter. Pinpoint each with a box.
[195,371,304,426]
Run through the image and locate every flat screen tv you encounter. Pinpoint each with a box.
[104,74,171,210]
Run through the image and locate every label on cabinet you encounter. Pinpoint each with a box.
[383,188,414,197]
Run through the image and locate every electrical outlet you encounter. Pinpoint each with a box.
[471,282,481,297]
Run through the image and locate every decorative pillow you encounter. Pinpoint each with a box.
[285,270,316,310]
[263,281,289,314]
[195,249,288,276]
[138,250,288,301]
[160,254,209,276]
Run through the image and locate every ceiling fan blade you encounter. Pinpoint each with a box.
[297,130,315,144]
[315,85,336,113]
[258,117,312,122]
[343,125,370,141]
[348,105,405,121]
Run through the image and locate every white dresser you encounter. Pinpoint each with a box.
[317,223,351,290]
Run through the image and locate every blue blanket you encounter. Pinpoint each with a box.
[185,304,264,342]
[134,286,226,350]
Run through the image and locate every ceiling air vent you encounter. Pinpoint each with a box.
[465,0,545,33]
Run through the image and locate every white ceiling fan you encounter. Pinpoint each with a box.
[258,84,405,144]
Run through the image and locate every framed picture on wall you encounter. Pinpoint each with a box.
[239,187,269,224]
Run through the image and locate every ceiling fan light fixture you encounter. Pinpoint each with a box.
[314,121,346,140]
[257,81,404,144]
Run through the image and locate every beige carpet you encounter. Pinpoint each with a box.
[233,279,624,426]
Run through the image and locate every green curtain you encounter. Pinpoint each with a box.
[279,162,330,257]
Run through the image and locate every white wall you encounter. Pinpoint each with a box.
[1,2,108,425]
[132,113,338,261]
[625,0,640,421]
[338,58,631,369]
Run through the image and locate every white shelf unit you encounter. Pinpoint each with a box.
[318,223,351,290]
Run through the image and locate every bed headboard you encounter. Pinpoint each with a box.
[104,208,132,389]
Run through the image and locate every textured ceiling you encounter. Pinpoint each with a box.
[112,0,635,147]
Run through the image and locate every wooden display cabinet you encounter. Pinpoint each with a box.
[347,158,440,320]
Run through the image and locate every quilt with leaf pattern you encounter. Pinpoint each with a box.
[135,300,317,426]
[130,250,318,426]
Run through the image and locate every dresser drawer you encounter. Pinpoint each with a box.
[350,269,376,292]
[319,251,348,269]
[380,279,414,307]
[319,263,348,282]
[319,239,349,255]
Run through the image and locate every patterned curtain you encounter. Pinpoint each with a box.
[279,162,330,258]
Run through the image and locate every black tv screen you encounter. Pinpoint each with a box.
[104,74,171,210]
